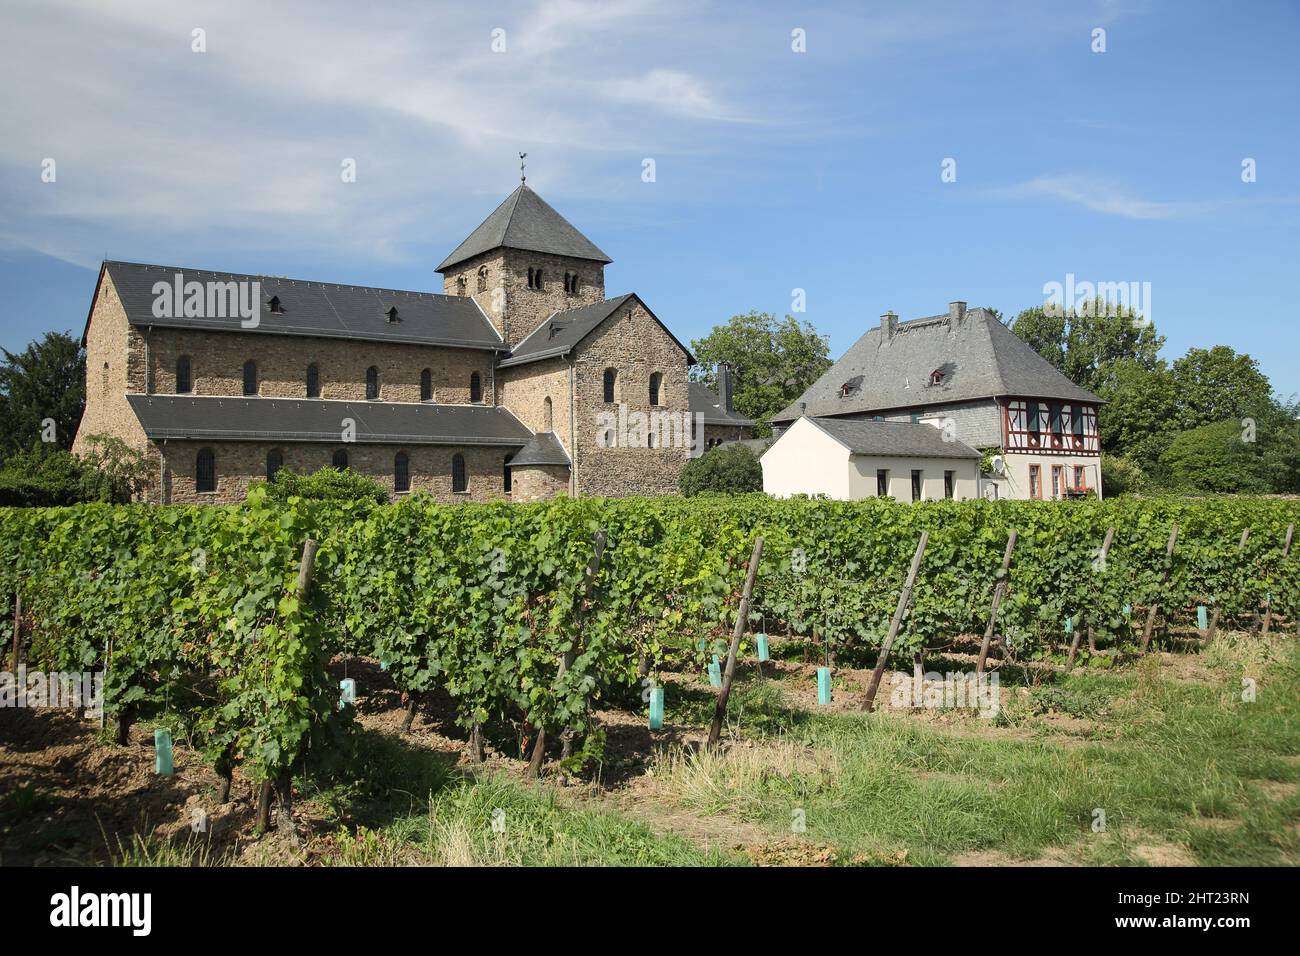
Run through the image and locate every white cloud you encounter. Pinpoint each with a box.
[990,174,1217,220]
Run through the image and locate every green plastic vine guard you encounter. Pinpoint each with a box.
[1197,605,1208,630]
[1064,616,1073,634]
[707,657,722,687]
[648,687,664,729]
[1122,603,1132,618]
[339,678,356,710]
[154,728,173,776]
[756,633,770,661]
[817,666,832,705]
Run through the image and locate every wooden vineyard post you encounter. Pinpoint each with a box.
[1139,524,1179,655]
[1066,527,1114,673]
[259,538,317,841]
[10,593,20,676]
[1261,523,1293,637]
[706,536,764,750]
[530,530,607,778]
[976,530,1018,678]
[862,531,929,713]
[1205,528,1250,644]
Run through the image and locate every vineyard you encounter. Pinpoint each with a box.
[1,491,1298,862]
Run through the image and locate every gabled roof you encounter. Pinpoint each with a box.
[436,184,612,272]
[800,416,980,460]
[499,293,695,369]
[127,395,532,446]
[92,261,503,350]
[772,308,1102,424]
[508,431,571,467]
[688,382,755,427]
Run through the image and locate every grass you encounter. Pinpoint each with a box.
[650,633,1300,866]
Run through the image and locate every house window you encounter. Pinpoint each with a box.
[242,360,257,396]
[306,363,320,398]
[469,372,482,403]
[1026,401,1041,442]
[1029,464,1042,499]
[420,368,433,402]
[1071,405,1085,447]
[366,366,379,400]
[266,448,284,482]
[563,272,579,294]
[503,457,512,494]
[267,295,284,315]
[649,372,663,406]
[332,449,349,470]
[911,469,923,502]
[451,453,467,493]
[456,275,467,295]
[196,448,216,493]
[876,469,889,497]
[176,356,192,394]
[1050,404,1064,446]
[647,432,656,448]
[603,368,617,403]
[476,267,488,293]
[527,267,545,290]
[385,306,400,323]
[1052,465,1063,499]
[944,470,955,500]
[910,412,921,424]
[394,452,410,493]
[542,396,553,431]
[1074,465,1086,490]
[930,369,944,386]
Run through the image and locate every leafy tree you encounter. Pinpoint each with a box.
[0,435,148,506]
[1157,417,1300,494]
[0,331,85,461]
[1170,346,1274,430]
[679,444,763,497]
[77,433,153,502]
[1011,298,1164,394]
[690,311,831,435]
[1099,454,1146,497]
[258,466,389,505]
[1095,359,1180,467]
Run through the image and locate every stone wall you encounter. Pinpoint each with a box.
[498,356,573,461]
[703,423,751,449]
[159,440,513,505]
[571,298,692,497]
[73,272,152,458]
[145,327,494,405]
[510,463,570,503]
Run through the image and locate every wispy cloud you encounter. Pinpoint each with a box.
[989,174,1217,220]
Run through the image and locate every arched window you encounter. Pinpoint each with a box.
[366,366,379,400]
[242,360,257,396]
[306,364,320,398]
[469,372,482,403]
[647,431,656,449]
[332,449,349,470]
[451,453,467,493]
[420,368,433,402]
[563,272,579,294]
[266,448,284,482]
[527,267,535,289]
[542,396,553,431]
[603,368,617,404]
[176,356,192,394]
[527,267,544,290]
[476,266,488,293]
[456,275,467,296]
[196,448,216,493]
[649,372,663,406]
[534,268,543,291]
[503,456,513,494]
[394,452,410,493]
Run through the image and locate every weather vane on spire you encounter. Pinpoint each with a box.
[519,152,527,184]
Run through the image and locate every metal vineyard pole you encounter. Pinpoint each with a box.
[707,536,764,750]
[863,530,929,712]
[976,530,1017,678]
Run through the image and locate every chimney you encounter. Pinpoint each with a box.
[798,401,807,418]
[880,311,898,341]
[718,363,734,413]
[948,300,967,326]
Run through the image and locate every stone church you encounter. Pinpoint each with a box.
[73,184,753,504]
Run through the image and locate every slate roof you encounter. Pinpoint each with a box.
[508,431,571,467]
[688,382,755,427]
[436,184,612,272]
[802,417,981,460]
[126,395,533,446]
[95,261,503,350]
[499,294,694,369]
[771,308,1102,424]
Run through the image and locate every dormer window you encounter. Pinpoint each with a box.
[385,306,400,323]
[839,375,863,398]
[929,368,944,386]
[267,295,284,315]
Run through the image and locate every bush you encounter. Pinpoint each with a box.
[1100,453,1146,497]
[258,466,389,505]
[0,436,149,506]
[679,444,763,497]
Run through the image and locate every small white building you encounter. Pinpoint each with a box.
[762,416,982,501]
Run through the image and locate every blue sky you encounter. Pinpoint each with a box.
[2,0,1297,397]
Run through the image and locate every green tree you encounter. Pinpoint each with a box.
[0,331,86,460]
[690,311,831,435]
[679,444,763,497]
[1011,298,1164,393]
[259,466,389,505]
[1156,418,1299,494]
[1170,346,1274,430]
[1095,359,1180,468]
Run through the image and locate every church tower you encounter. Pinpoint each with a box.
[437,183,611,349]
